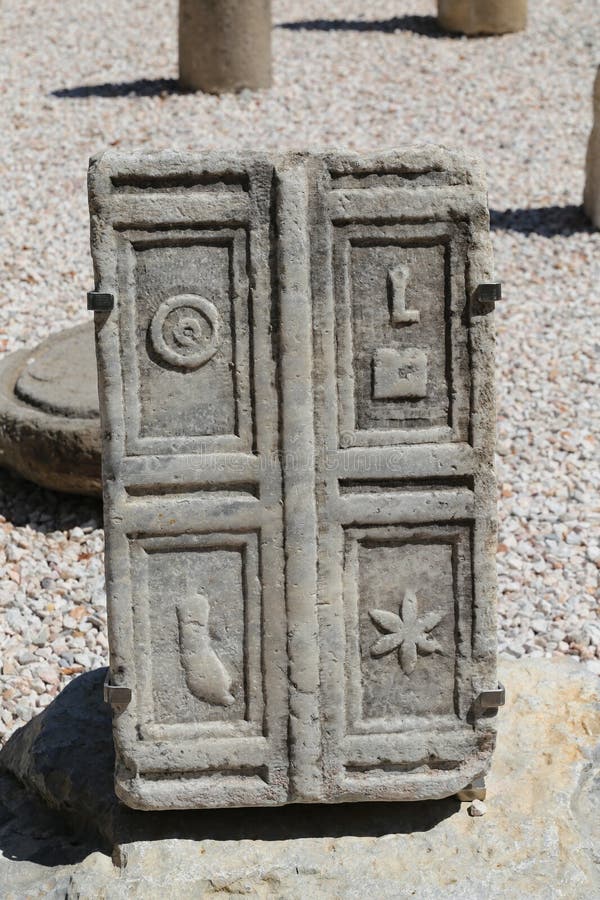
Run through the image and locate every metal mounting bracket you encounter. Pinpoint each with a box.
[103,671,132,707]
[457,775,487,803]
[477,682,506,710]
[87,291,114,312]
[473,282,502,304]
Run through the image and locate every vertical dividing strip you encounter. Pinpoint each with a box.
[466,228,499,691]
[277,161,323,800]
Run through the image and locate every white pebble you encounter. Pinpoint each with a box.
[468,800,487,817]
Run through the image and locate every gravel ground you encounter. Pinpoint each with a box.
[0,0,599,745]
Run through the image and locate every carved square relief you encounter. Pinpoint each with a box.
[373,347,428,400]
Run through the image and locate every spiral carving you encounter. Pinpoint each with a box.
[150,294,220,369]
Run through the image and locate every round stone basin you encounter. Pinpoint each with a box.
[0,323,101,496]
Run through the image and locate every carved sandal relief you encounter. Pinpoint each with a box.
[177,594,235,706]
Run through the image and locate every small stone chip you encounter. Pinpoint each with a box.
[468,799,487,817]
[38,665,59,686]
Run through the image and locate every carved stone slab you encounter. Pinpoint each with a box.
[88,148,499,810]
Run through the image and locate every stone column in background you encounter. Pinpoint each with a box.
[437,0,527,35]
[179,0,271,93]
[584,66,600,228]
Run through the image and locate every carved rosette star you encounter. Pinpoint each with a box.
[369,589,444,676]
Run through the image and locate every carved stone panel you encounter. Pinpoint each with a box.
[347,524,472,725]
[312,151,498,804]
[118,228,252,454]
[132,532,262,734]
[90,148,498,810]
[331,222,470,446]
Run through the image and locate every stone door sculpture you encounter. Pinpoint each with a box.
[89,148,501,810]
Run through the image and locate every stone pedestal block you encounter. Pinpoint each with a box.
[584,66,600,228]
[179,0,271,93]
[88,147,500,811]
[0,324,101,496]
[438,0,527,35]
[3,658,599,894]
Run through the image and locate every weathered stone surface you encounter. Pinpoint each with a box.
[584,66,600,228]
[0,323,101,496]
[88,147,498,810]
[179,0,271,93]
[438,0,527,35]
[1,659,599,897]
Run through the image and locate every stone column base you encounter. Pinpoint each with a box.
[438,0,527,35]
[179,0,272,93]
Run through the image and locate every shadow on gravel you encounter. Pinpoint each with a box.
[278,15,460,37]
[51,78,186,99]
[0,468,102,533]
[0,669,460,864]
[490,204,594,237]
